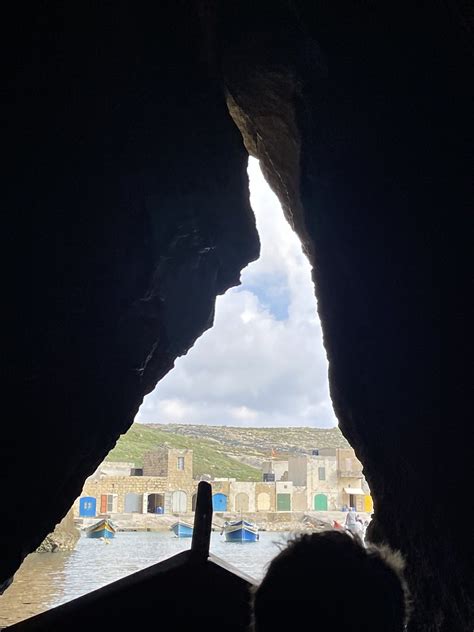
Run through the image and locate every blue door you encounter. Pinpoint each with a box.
[79,496,96,517]
[212,493,227,511]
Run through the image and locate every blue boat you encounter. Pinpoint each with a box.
[85,518,116,539]
[223,519,259,542]
[170,520,194,538]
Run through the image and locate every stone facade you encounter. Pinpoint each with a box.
[292,486,308,512]
[255,482,276,512]
[210,479,232,497]
[74,447,372,518]
[262,460,289,481]
[92,461,135,477]
[229,481,257,512]
[76,475,168,514]
[336,448,366,512]
[75,448,197,516]
[305,453,339,510]
[143,447,193,484]
[287,447,371,511]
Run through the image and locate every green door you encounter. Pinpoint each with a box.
[314,494,328,510]
[277,493,291,511]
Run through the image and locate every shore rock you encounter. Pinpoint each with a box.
[36,509,80,553]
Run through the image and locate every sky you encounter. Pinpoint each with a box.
[136,158,337,428]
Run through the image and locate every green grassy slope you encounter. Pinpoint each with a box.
[106,423,351,482]
[151,423,350,457]
[107,424,262,481]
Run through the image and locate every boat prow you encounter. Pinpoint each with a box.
[223,519,259,543]
[85,518,116,539]
[170,521,194,538]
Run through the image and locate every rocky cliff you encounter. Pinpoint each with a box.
[8,2,471,629]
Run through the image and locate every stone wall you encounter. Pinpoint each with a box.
[165,449,194,492]
[210,480,231,496]
[76,476,169,514]
[286,449,367,511]
[143,449,169,477]
[95,462,135,477]
[337,448,363,477]
[229,481,257,512]
[255,482,276,512]
[261,460,288,481]
[292,486,308,512]
[305,455,339,510]
[75,476,370,517]
[287,456,308,486]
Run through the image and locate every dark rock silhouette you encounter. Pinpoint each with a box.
[7,2,471,630]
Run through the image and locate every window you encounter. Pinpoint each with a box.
[318,466,326,481]
[177,456,185,471]
[101,494,116,513]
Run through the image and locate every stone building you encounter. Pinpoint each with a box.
[286,447,372,512]
[75,448,196,516]
[261,459,289,481]
[336,447,369,512]
[75,446,372,518]
[288,450,339,510]
[93,461,135,477]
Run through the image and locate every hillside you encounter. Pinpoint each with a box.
[107,423,350,480]
[107,424,262,481]
[152,423,350,460]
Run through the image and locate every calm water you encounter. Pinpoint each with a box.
[0,531,291,627]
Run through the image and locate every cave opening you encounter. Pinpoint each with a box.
[92,153,373,585]
[138,156,338,430]
[7,1,464,626]
[1,160,372,627]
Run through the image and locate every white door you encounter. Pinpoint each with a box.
[172,490,187,513]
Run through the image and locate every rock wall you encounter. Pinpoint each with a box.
[36,509,80,553]
[221,3,471,629]
[7,1,259,591]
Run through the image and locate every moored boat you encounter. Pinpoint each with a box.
[85,518,116,539]
[223,519,259,543]
[170,520,194,538]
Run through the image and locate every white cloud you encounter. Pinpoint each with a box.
[230,406,258,421]
[137,158,337,428]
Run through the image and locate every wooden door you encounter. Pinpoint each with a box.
[277,493,291,511]
[314,493,328,510]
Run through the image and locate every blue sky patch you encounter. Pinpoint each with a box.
[237,277,290,321]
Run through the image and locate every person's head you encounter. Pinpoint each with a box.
[252,530,409,632]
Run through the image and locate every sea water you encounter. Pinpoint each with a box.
[0,530,291,627]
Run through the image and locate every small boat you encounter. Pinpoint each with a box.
[170,520,194,538]
[223,519,259,543]
[85,518,116,539]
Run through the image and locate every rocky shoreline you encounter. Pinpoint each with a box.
[36,509,80,553]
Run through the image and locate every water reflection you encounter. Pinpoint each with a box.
[0,551,71,627]
[0,531,287,627]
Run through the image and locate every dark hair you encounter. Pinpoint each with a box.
[252,530,409,632]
